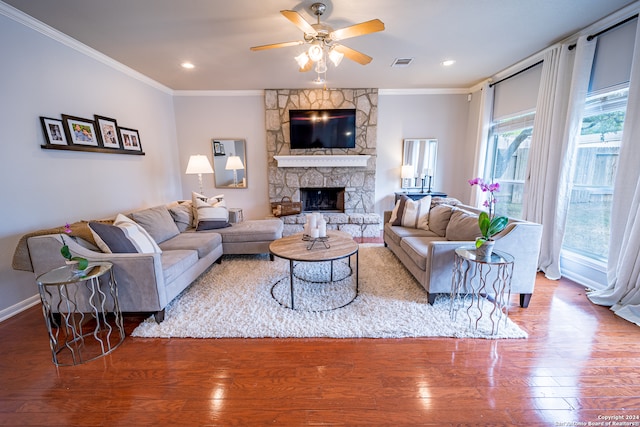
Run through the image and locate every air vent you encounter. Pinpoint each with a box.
[391,58,414,68]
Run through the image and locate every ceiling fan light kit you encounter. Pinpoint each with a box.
[250,2,384,84]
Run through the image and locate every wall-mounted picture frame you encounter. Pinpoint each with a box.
[213,140,225,156]
[94,115,121,149]
[40,117,68,146]
[119,127,143,152]
[62,114,99,147]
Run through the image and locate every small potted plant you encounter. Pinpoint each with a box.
[60,223,89,274]
[468,178,509,258]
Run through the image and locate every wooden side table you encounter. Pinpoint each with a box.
[449,246,514,335]
[36,262,125,366]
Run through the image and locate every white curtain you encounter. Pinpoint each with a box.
[588,18,640,325]
[521,37,596,279]
[470,82,494,206]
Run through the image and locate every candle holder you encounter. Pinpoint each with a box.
[302,235,330,250]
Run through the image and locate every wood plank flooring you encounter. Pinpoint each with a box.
[1,240,640,426]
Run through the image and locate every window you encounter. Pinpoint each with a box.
[484,111,534,219]
[562,86,628,261]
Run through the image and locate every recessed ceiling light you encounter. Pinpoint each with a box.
[181,62,195,69]
[442,59,456,67]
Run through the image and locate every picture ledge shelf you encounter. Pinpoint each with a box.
[274,155,370,168]
[41,144,145,156]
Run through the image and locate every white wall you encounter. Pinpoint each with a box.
[173,94,270,220]
[0,13,181,316]
[376,93,474,215]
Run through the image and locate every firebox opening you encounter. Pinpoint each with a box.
[300,187,345,212]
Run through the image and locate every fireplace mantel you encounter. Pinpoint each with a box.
[274,155,371,168]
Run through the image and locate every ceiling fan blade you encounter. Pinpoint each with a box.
[250,41,303,51]
[281,10,317,36]
[333,45,373,65]
[330,19,385,41]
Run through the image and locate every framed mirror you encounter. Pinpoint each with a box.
[211,139,247,188]
[401,138,437,190]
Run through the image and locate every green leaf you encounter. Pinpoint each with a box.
[478,211,490,236]
[60,245,71,260]
[71,257,89,270]
[487,216,508,237]
[475,238,487,248]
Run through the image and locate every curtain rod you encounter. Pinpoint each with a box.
[489,60,544,88]
[568,14,638,50]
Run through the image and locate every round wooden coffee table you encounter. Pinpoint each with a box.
[269,230,359,311]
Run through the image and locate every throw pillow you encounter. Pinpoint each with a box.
[89,214,162,253]
[169,201,193,232]
[427,204,454,237]
[390,195,431,230]
[192,192,230,231]
[445,208,483,241]
[130,205,180,243]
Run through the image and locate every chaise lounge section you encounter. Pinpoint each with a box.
[15,201,283,322]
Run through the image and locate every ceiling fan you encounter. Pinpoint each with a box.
[250,2,385,73]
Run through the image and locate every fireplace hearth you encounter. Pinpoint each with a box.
[300,188,345,212]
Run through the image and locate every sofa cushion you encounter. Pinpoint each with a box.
[193,192,230,231]
[384,223,439,246]
[213,219,283,243]
[428,204,455,237]
[161,249,199,284]
[131,205,180,243]
[168,202,193,232]
[400,236,446,271]
[445,208,483,241]
[159,232,222,259]
[390,195,431,230]
[89,214,162,254]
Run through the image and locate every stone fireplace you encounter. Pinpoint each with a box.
[265,88,378,214]
[300,187,345,212]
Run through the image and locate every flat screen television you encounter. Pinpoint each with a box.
[289,109,356,149]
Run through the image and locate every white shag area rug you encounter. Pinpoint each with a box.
[131,245,527,339]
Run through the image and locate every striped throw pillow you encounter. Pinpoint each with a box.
[389,195,431,230]
[192,192,230,231]
[89,214,162,253]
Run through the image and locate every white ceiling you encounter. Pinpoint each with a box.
[4,0,637,91]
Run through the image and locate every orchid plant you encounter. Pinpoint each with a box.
[468,178,509,248]
[61,223,88,270]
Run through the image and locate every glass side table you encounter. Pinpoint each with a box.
[36,261,125,366]
[449,245,514,335]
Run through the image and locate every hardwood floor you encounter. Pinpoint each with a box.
[1,247,640,426]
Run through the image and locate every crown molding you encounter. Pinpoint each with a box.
[379,88,470,96]
[0,1,173,95]
[173,90,264,97]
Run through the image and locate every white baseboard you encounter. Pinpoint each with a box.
[560,251,607,291]
[0,295,40,322]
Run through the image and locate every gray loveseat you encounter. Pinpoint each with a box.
[16,202,283,322]
[384,198,542,307]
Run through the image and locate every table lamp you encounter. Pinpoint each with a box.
[225,155,245,187]
[401,165,414,188]
[185,155,214,194]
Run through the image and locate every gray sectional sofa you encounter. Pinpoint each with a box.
[18,202,283,322]
[384,198,542,307]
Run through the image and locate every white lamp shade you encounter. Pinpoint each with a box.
[185,155,213,174]
[225,156,244,171]
[308,43,323,62]
[401,165,414,179]
[295,52,310,69]
[328,48,344,67]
